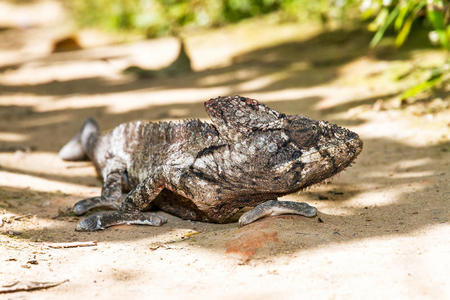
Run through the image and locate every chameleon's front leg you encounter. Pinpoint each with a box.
[238,200,317,227]
[72,170,124,216]
[76,175,167,231]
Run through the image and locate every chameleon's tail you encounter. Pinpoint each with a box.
[58,118,99,161]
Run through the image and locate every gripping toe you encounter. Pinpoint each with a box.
[73,201,89,216]
[76,215,104,232]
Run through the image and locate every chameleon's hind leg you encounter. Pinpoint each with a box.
[76,174,166,231]
[73,169,125,216]
[238,200,317,227]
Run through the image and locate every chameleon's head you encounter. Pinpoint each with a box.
[198,95,362,193]
[273,115,363,189]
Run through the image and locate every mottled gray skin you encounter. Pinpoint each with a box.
[59,95,363,231]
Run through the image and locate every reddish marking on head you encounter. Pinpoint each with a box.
[244,97,258,106]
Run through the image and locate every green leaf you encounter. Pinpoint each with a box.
[395,2,413,31]
[400,68,443,100]
[368,8,389,32]
[370,7,400,48]
[427,1,446,30]
[395,14,414,47]
[426,2,449,49]
[436,30,449,49]
[394,1,426,47]
[361,8,377,20]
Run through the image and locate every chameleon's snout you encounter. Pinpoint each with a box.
[350,134,363,156]
[332,132,363,173]
[341,127,363,158]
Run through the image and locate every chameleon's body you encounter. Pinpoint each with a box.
[59,96,363,231]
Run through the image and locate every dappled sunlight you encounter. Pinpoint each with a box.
[19,113,73,128]
[0,132,28,142]
[200,69,259,86]
[237,70,290,92]
[104,87,232,113]
[0,171,98,194]
[367,170,435,179]
[0,38,181,85]
[0,152,96,181]
[355,115,449,146]
[0,60,121,85]
[187,20,320,70]
[0,95,53,107]
[0,1,65,28]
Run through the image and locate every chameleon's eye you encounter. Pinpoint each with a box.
[311,125,317,130]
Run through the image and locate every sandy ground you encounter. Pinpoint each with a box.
[0,1,449,299]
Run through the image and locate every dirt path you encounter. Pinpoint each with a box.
[0,1,449,299]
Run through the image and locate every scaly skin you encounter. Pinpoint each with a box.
[59,95,363,231]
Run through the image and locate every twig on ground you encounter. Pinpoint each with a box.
[47,241,97,249]
[13,214,33,221]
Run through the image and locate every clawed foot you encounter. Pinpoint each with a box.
[76,211,168,231]
[238,200,317,227]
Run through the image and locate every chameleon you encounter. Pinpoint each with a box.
[59,95,363,231]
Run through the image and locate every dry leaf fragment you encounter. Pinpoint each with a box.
[183,231,201,238]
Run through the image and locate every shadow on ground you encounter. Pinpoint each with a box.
[1,135,448,259]
[0,28,424,97]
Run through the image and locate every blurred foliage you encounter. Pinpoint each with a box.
[68,0,274,37]
[67,0,449,100]
[67,0,448,50]
[399,62,449,101]
[67,0,360,37]
[362,0,449,99]
[363,0,449,50]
